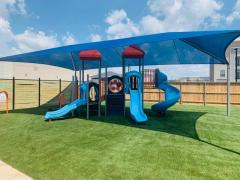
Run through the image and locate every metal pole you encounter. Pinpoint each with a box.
[98,60,101,117]
[82,60,84,83]
[78,66,82,113]
[87,74,89,120]
[141,57,144,109]
[38,78,41,107]
[105,67,108,117]
[71,76,75,116]
[122,57,125,118]
[80,62,84,115]
[59,79,62,94]
[227,63,231,116]
[203,82,206,106]
[79,67,81,85]
[12,77,15,111]
[74,70,78,99]
[139,58,141,72]
[73,75,75,100]
[235,48,238,82]
[180,82,182,104]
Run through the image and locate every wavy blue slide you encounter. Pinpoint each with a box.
[125,71,148,123]
[151,69,181,114]
[45,83,88,120]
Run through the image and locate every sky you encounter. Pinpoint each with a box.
[0,0,240,79]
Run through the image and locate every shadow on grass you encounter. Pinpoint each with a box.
[199,139,240,156]
[9,105,203,139]
[8,105,240,156]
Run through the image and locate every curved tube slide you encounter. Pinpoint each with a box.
[151,69,181,114]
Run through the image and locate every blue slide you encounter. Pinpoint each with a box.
[129,89,148,123]
[125,71,148,123]
[151,69,181,114]
[45,83,88,120]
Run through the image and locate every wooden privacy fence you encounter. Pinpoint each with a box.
[142,82,240,105]
[1,78,240,111]
[100,80,240,105]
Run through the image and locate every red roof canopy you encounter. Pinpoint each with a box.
[122,45,145,59]
[79,50,101,60]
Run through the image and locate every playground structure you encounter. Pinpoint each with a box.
[0,91,8,113]
[44,46,180,123]
[122,45,147,122]
[45,50,102,120]
[1,30,240,118]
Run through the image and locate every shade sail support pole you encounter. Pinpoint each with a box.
[227,63,230,116]
[123,57,125,118]
[142,57,144,109]
[82,60,84,82]
[71,76,75,116]
[235,48,238,82]
[75,70,78,99]
[105,67,108,117]
[227,48,231,116]
[98,59,101,117]
[87,74,89,120]
[79,68,81,85]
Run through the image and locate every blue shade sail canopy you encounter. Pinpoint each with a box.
[0,30,239,70]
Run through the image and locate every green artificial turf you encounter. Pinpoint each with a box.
[0,104,239,179]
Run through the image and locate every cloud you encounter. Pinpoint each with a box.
[16,0,27,15]
[1,26,79,55]
[0,0,27,18]
[102,1,223,79]
[105,9,128,25]
[140,15,164,34]
[105,9,140,39]
[90,33,102,42]
[226,0,240,25]
[13,28,60,53]
[144,0,224,32]
[0,22,77,56]
[104,0,225,38]
[0,17,13,38]
[0,0,16,18]
[0,0,78,56]
[0,17,15,56]
[62,32,78,45]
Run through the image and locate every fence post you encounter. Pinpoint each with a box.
[87,74,89,120]
[203,82,206,106]
[12,77,15,110]
[180,82,182,104]
[59,79,62,94]
[38,78,41,107]
[159,89,161,102]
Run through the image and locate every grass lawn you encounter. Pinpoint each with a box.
[0,103,239,179]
